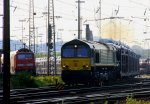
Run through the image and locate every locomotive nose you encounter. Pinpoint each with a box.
[74,62,78,67]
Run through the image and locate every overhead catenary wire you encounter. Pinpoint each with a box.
[2,0,150,44]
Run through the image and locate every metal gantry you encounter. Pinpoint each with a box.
[29,0,35,52]
[47,0,56,75]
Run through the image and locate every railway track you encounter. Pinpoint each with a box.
[19,89,150,104]
[0,80,150,103]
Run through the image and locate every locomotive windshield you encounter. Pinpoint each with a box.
[17,53,33,60]
[62,45,89,57]
[62,46,74,57]
[77,46,88,57]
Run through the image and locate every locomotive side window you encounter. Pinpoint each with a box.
[95,52,100,63]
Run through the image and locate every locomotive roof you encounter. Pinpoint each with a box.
[9,48,33,57]
[99,38,134,51]
[62,39,116,51]
[17,48,32,53]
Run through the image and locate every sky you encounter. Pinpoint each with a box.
[1,0,150,48]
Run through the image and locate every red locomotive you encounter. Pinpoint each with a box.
[8,48,36,75]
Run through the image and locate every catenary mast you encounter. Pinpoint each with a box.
[47,0,56,75]
[29,0,35,52]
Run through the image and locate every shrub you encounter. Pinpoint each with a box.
[11,72,64,89]
[126,96,150,104]
[33,75,64,87]
[11,71,37,89]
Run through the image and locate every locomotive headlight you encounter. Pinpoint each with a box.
[62,65,66,68]
[62,65,69,69]
[74,45,77,48]
[83,65,89,69]
[86,65,89,68]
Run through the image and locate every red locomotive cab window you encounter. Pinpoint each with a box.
[17,53,33,60]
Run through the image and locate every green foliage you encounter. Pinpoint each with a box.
[56,52,61,56]
[11,71,38,89]
[126,96,150,104]
[11,72,64,89]
[33,76,64,87]
[35,53,47,58]
[104,101,108,104]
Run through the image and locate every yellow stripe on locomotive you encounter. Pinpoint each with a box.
[61,58,91,70]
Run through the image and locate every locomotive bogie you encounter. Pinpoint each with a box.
[61,70,92,84]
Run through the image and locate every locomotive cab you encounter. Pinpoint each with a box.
[61,41,91,70]
[61,39,92,84]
